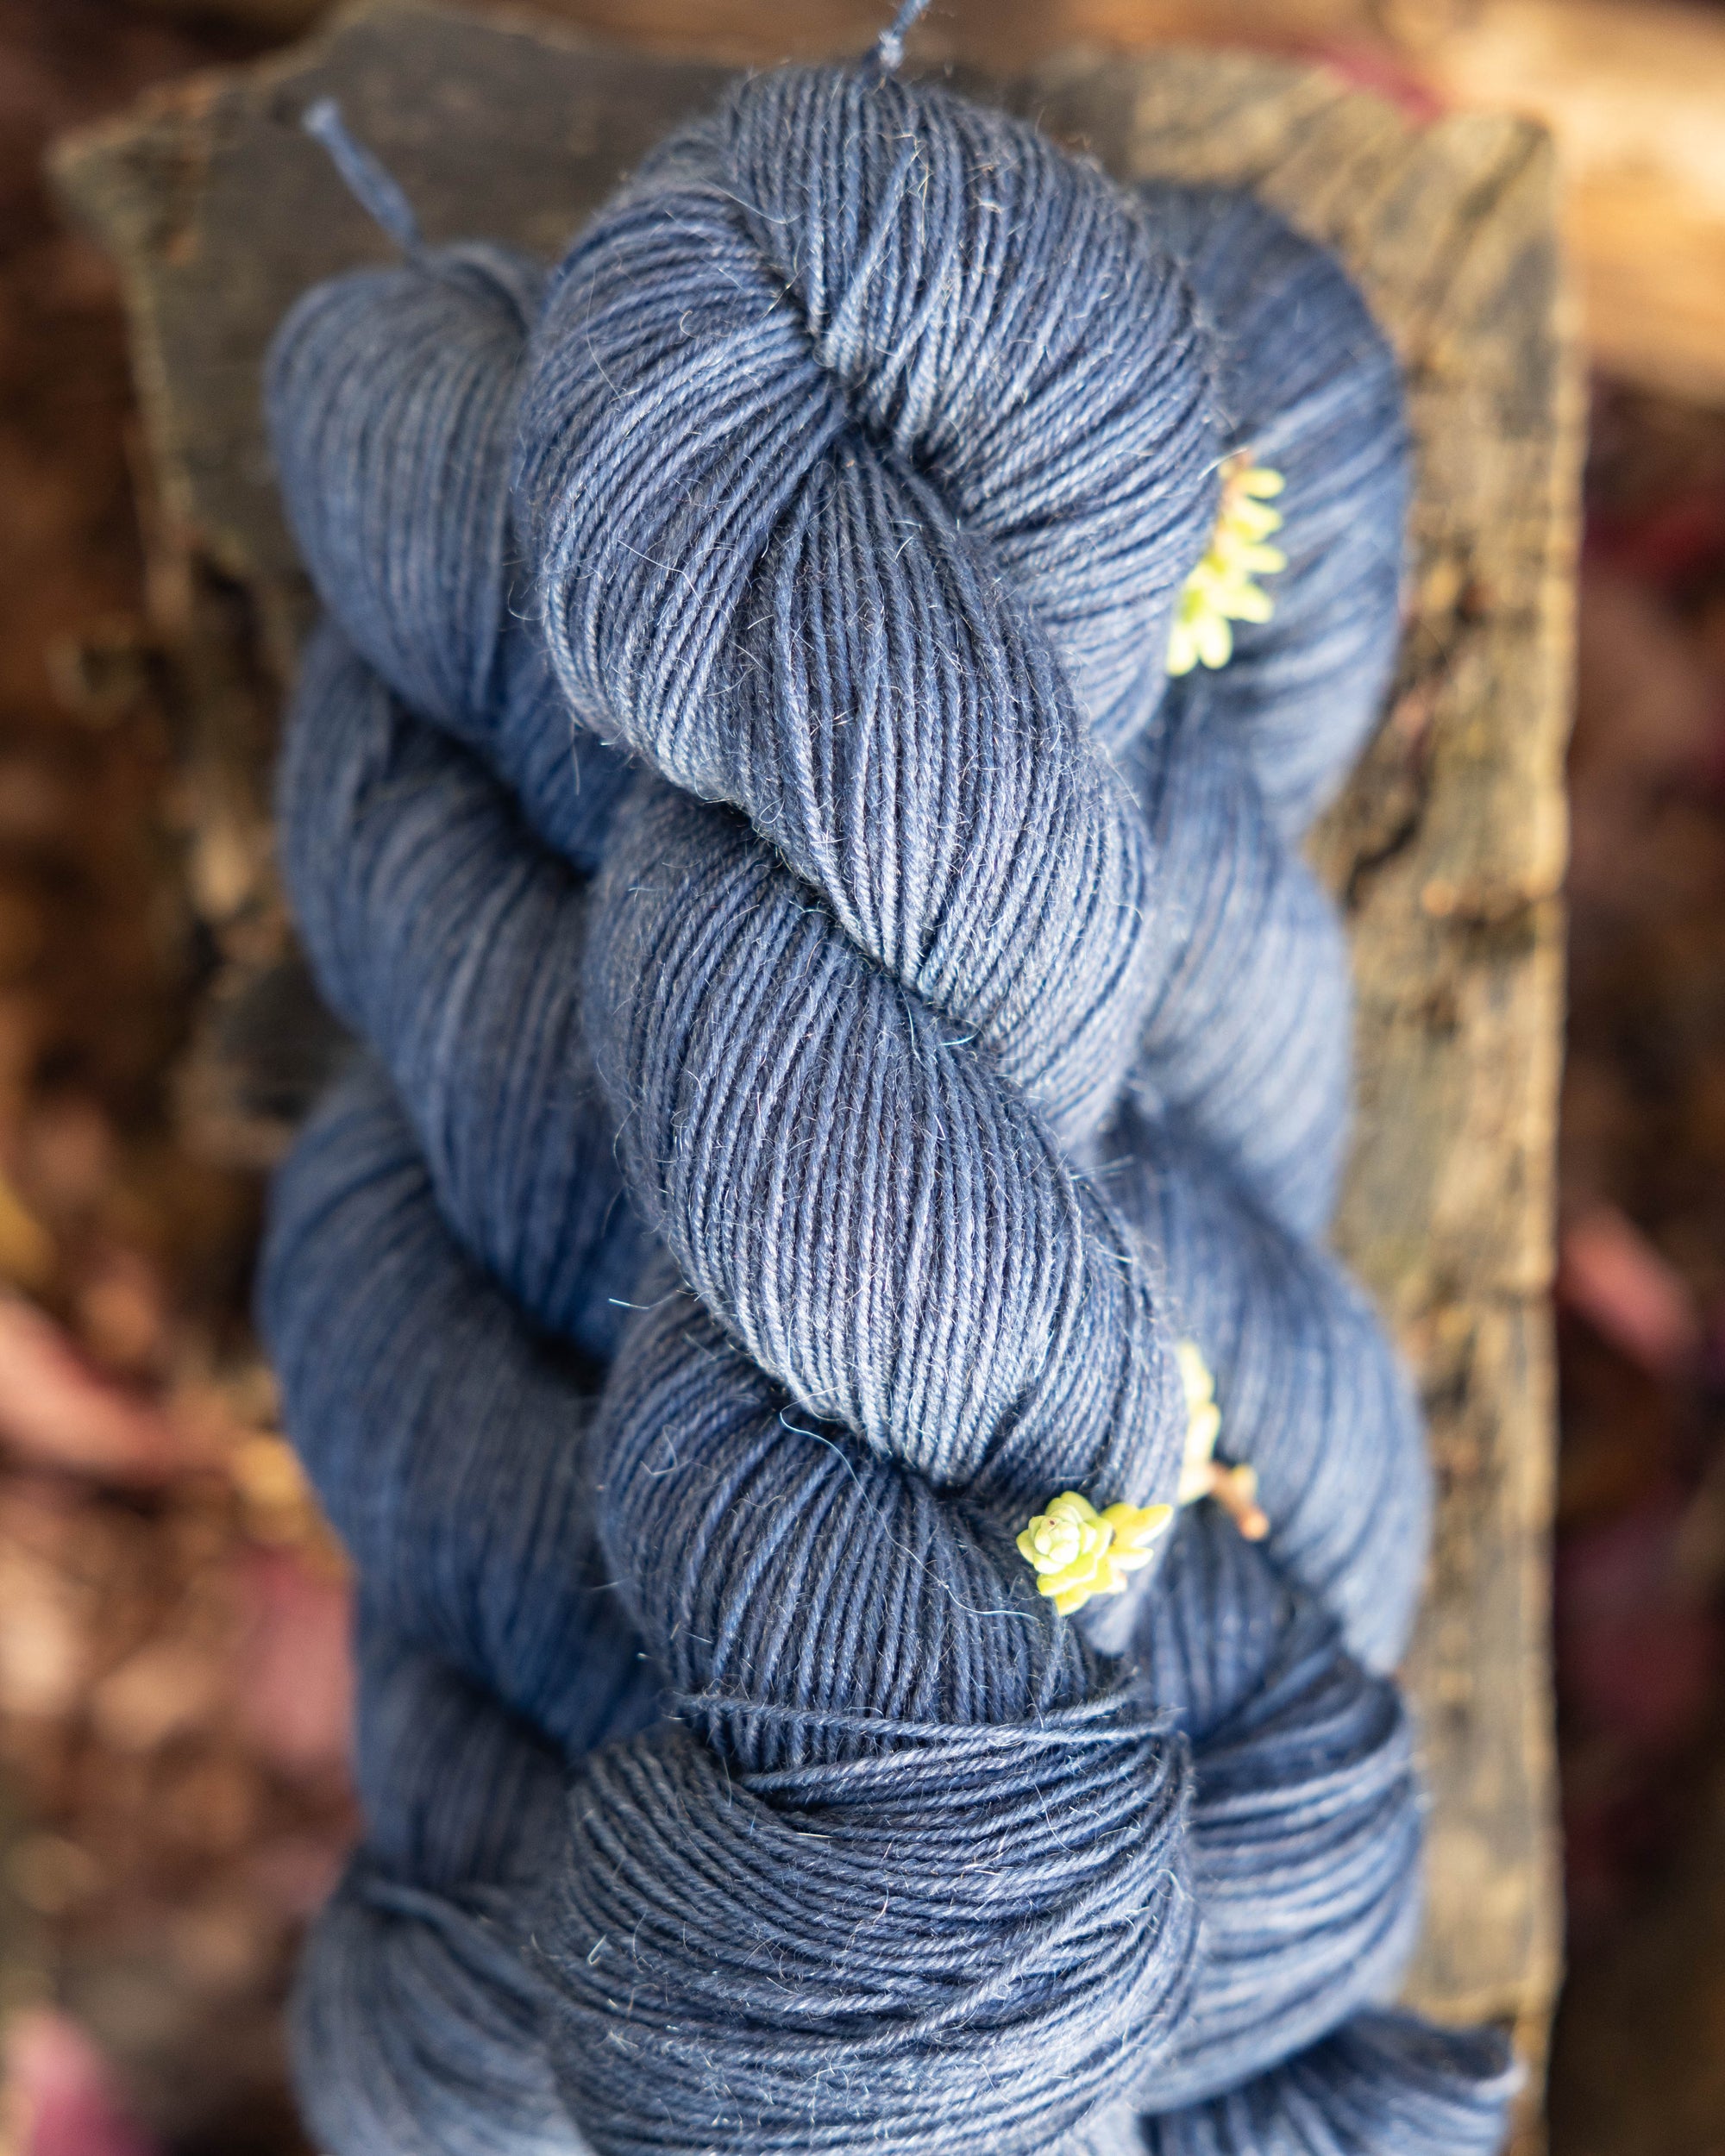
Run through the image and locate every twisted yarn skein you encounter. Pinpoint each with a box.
[260,45,1519,2156]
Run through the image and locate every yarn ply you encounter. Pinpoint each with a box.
[261,50,1518,2156]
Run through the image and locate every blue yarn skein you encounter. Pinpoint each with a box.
[260,56,1517,2156]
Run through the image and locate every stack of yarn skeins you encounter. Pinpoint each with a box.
[259,28,1521,2156]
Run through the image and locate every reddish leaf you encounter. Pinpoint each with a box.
[0,1294,187,1482]
[1559,1205,1703,1380]
[6,2012,159,2156]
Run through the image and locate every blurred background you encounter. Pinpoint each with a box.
[0,0,1723,2150]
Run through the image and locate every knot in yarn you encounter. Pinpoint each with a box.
[260,53,1517,2156]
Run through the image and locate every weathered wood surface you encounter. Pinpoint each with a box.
[53,0,1577,2130]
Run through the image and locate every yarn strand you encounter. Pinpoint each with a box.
[302,97,423,256]
[871,0,932,74]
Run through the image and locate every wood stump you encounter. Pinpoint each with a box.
[53,3,1578,2137]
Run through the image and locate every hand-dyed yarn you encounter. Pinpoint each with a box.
[260,51,1516,2156]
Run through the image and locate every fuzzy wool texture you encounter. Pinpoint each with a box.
[260,60,1518,2156]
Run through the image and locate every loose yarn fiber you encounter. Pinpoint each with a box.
[260,39,1518,2156]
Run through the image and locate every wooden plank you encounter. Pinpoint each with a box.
[51,1,1576,2132]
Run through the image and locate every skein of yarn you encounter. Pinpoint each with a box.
[260,17,1521,2153]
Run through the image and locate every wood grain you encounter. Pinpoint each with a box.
[53,1,1578,2132]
